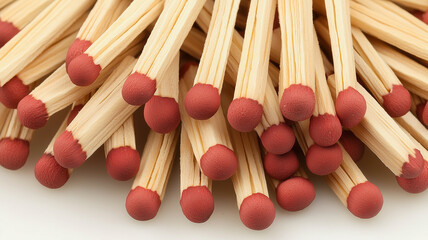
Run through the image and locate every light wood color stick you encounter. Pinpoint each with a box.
[396,112,428,152]
[0,0,95,86]
[0,103,10,129]
[389,0,428,12]
[226,0,276,132]
[269,27,281,65]
[17,40,143,129]
[0,0,52,29]
[126,128,179,221]
[122,0,206,106]
[278,0,316,122]
[184,0,240,120]
[409,93,428,125]
[67,0,163,86]
[0,0,14,10]
[179,63,237,181]
[180,126,214,223]
[327,75,426,179]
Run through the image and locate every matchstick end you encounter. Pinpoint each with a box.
[66,39,92,71]
[0,20,19,48]
[347,181,383,219]
[227,98,263,132]
[126,187,161,221]
[144,96,180,133]
[67,53,101,86]
[67,104,84,125]
[396,161,428,194]
[382,85,411,118]
[200,144,238,181]
[34,153,70,189]
[280,84,315,122]
[0,76,29,109]
[106,146,140,181]
[0,138,29,170]
[309,114,342,147]
[53,131,87,169]
[401,149,425,179]
[423,103,428,126]
[263,151,299,181]
[336,87,366,128]
[17,94,48,129]
[276,177,315,212]
[306,143,342,176]
[180,186,214,223]
[239,193,275,230]
[260,123,295,155]
[122,72,156,106]
[339,131,365,162]
[184,83,220,120]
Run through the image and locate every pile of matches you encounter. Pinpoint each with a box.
[1,0,428,231]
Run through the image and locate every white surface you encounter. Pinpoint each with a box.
[1,109,428,240]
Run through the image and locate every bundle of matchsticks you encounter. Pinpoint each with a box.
[0,0,428,231]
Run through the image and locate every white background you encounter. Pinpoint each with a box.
[1,108,428,240]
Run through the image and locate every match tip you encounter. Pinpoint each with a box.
[416,103,426,125]
[347,181,383,219]
[276,177,316,212]
[184,83,220,120]
[122,72,156,106]
[53,130,86,169]
[239,193,275,230]
[106,146,140,181]
[423,103,428,126]
[67,53,101,86]
[126,187,161,221]
[34,153,69,189]
[227,98,263,132]
[180,186,214,223]
[396,162,428,193]
[200,144,238,181]
[144,96,180,133]
[66,39,92,71]
[336,87,366,128]
[309,114,342,147]
[17,94,48,129]
[401,149,425,179]
[0,138,29,170]
[280,84,315,121]
[67,104,84,125]
[260,123,295,155]
[0,20,19,48]
[382,85,411,117]
[339,130,365,162]
[306,143,342,176]
[263,151,299,180]
[0,76,29,109]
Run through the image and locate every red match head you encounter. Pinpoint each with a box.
[67,53,101,86]
[67,104,84,125]
[306,143,342,176]
[423,103,428,126]
[260,123,295,155]
[200,144,238,181]
[339,130,365,162]
[396,161,428,194]
[106,146,140,181]
[126,187,161,221]
[122,72,156,106]
[382,85,411,117]
[144,96,180,134]
[263,151,299,180]
[34,153,70,189]
[309,113,342,147]
[239,193,275,230]
[276,177,316,211]
[17,94,49,129]
[227,97,263,132]
[66,39,92,71]
[280,84,315,122]
[415,102,426,125]
[0,20,19,48]
[53,130,87,169]
[335,87,366,128]
[347,181,383,219]
[401,149,425,179]
[0,76,29,109]
[185,83,221,120]
[0,138,30,170]
[180,186,214,223]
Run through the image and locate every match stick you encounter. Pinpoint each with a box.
[184,0,241,120]
[0,0,52,47]
[34,101,86,189]
[409,93,428,126]
[351,27,411,117]
[17,41,143,129]
[53,56,139,169]
[370,38,428,100]
[179,63,238,181]
[396,113,428,157]
[327,75,426,179]
[277,0,316,122]
[0,102,10,129]
[324,0,366,128]
[126,129,179,221]
[229,129,275,230]
[144,53,180,134]
[104,116,140,181]
[0,0,14,10]
[390,0,428,12]
[67,0,162,86]
[325,144,383,219]
[65,0,130,71]
[339,130,365,162]
[226,0,275,132]
[0,109,34,170]
[294,119,342,176]
[310,30,342,147]
[0,0,94,85]
[122,0,206,106]
[269,26,280,64]
[180,127,214,223]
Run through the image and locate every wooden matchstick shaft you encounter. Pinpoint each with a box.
[0,0,52,29]
[390,0,428,11]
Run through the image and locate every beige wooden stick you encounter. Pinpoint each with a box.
[390,0,428,11]
[396,112,428,151]
[0,0,14,10]
[0,0,95,86]
[126,128,179,221]
[0,103,10,130]
[269,27,281,64]
[122,0,206,106]
[0,0,52,29]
